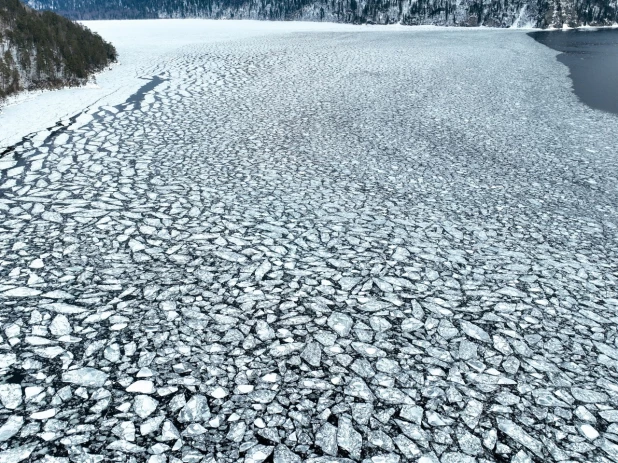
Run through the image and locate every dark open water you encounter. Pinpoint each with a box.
[529,28,618,115]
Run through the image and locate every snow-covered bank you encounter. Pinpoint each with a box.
[0,20,526,151]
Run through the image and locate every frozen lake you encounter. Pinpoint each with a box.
[1,21,618,463]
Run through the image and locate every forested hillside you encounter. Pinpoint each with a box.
[0,0,116,99]
[26,0,618,27]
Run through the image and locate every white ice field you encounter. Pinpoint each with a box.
[1,20,618,463]
[1,20,444,150]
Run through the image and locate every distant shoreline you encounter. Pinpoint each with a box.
[73,17,618,30]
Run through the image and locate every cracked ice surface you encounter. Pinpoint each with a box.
[1,24,618,463]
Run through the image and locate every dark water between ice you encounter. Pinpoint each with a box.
[529,28,618,115]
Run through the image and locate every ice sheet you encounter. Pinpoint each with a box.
[0,19,503,151]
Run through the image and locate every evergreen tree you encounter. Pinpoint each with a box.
[0,0,117,99]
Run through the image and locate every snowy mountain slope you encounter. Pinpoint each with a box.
[0,0,116,99]
[26,0,618,28]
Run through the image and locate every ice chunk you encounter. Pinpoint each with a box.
[456,428,482,455]
[31,409,56,420]
[345,377,375,401]
[3,287,41,297]
[161,420,181,441]
[254,260,272,281]
[440,453,476,463]
[0,444,36,463]
[315,423,337,456]
[255,320,275,341]
[497,418,543,456]
[178,394,210,422]
[301,342,322,366]
[245,444,274,463]
[62,368,108,387]
[274,444,301,463]
[459,320,490,342]
[50,314,72,336]
[107,440,145,453]
[571,387,609,403]
[0,384,22,409]
[0,353,16,369]
[578,424,599,440]
[351,342,386,358]
[0,416,24,441]
[393,435,421,458]
[337,417,362,459]
[327,312,353,336]
[134,395,158,418]
[511,450,533,463]
[126,380,155,394]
